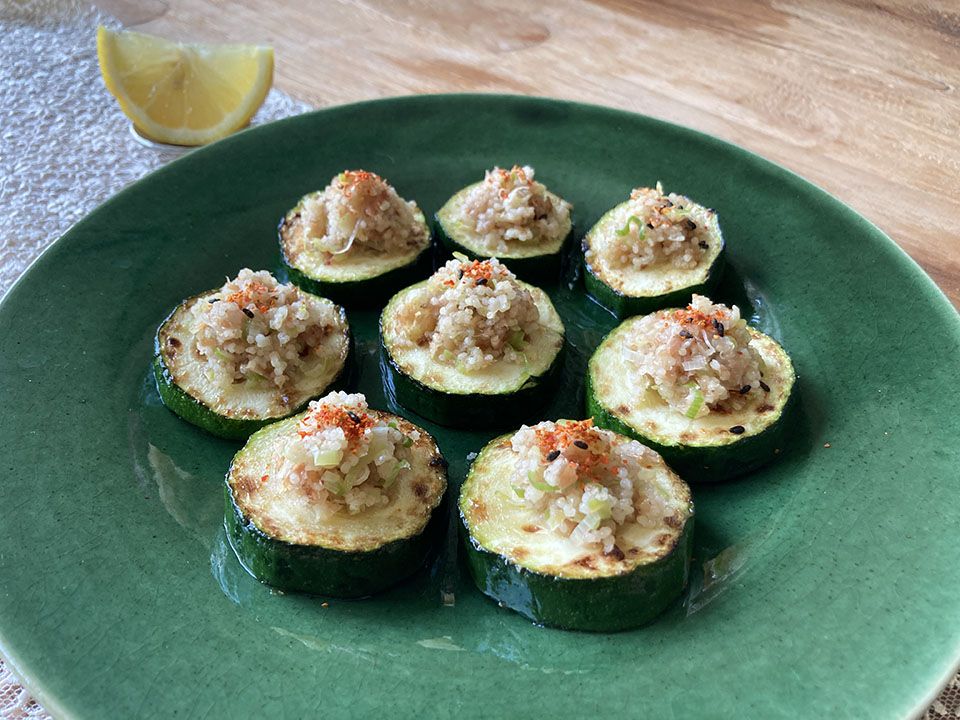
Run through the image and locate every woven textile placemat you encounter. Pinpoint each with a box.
[0,3,957,719]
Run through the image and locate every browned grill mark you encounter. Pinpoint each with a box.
[757,404,774,413]
[413,481,427,498]
[663,515,681,529]
[521,524,541,533]
[574,555,597,570]
[512,546,529,560]
[471,499,488,522]
[234,474,259,497]
[606,545,625,561]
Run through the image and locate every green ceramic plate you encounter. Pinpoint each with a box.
[1,95,958,719]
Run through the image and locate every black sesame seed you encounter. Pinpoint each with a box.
[679,329,693,339]
[346,411,361,423]
[699,241,709,249]
[573,440,589,450]
[208,298,220,303]
[646,222,655,229]
[712,319,725,337]
[683,219,697,231]
[476,278,487,286]
[429,455,448,468]
[739,385,751,394]
[458,269,464,279]
[730,425,745,435]
[759,380,771,392]
[546,449,561,461]
[242,307,255,318]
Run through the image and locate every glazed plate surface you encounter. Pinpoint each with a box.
[1,95,958,719]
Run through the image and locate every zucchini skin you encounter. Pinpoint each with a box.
[460,512,693,632]
[585,371,796,483]
[153,319,354,441]
[379,322,566,430]
[225,487,448,598]
[582,245,726,319]
[279,227,435,309]
[433,214,572,285]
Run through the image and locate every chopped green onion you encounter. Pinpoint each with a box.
[213,348,230,361]
[338,172,348,183]
[512,485,526,499]
[508,328,525,351]
[616,215,645,238]
[586,498,613,519]
[401,435,414,448]
[527,470,554,494]
[313,449,342,468]
[384,459,411,488]
[686,384,705,419]
[452,251,469,262]
[387,420,399,429]
[246,370,268,385]
[326,479,347,496]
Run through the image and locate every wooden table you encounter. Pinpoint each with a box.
[97,0,960,309]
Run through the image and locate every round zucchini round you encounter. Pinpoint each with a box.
[459,430,694,631]
[434,182,573,284]
[279,191,434,307]
[154,290,351,440]
[582,199,725,318]
[586,314,796,482]
[225,409,447,597]
[379,280,565,429]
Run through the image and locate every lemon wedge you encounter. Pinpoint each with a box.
[97,26,274,146]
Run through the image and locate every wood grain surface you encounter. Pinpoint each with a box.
[95,0,960,309]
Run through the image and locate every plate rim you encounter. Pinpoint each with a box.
[2,92,959,719]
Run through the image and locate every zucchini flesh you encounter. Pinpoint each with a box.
[279,195,434,307]
[379,280,565,428]
[225,410,447,597]
[587,317,796,482]
[583,201,725,318]
[434,183,573,284]
[154,292,351,440]
[459,433,694,631]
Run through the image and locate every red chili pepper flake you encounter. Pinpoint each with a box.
[337,169,383,198]
[226,279,275,312]
[673,304,727,331]
[533,420,611,478]
[261,474,269,483]
[298,404,374,448]
[459,260,495,281]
